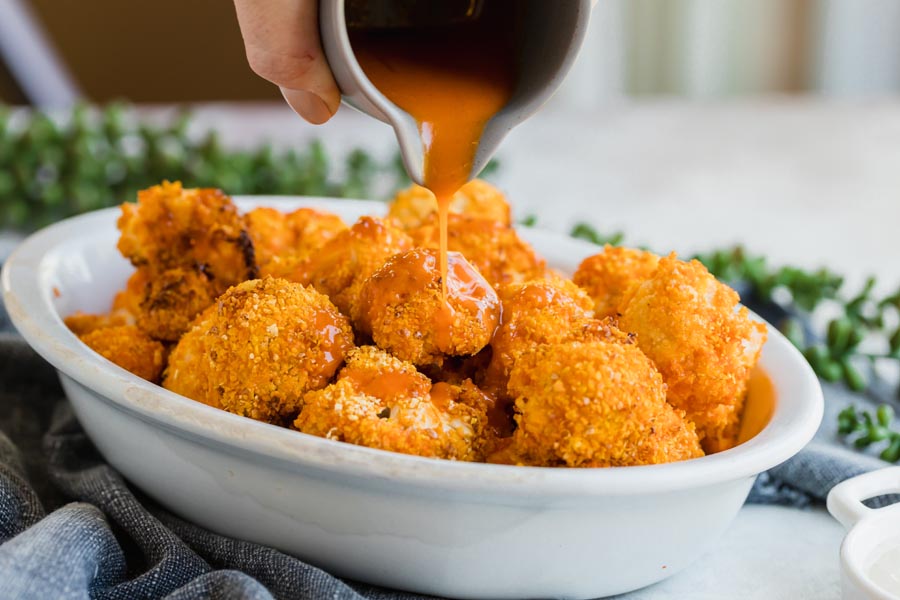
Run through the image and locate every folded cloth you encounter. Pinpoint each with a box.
[0,292,894,598]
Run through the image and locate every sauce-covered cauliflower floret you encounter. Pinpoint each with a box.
[295,346,491,461]
[618,255,767,452]
[286,216,414,321]
[497,341,704,467]
[388,179,511,229]
[163,277,354,424]
[358,248,500,367]
[409,213,545,287]
[573,246,661,318]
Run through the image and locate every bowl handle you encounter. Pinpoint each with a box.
[827,467,900,529]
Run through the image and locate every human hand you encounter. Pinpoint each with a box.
[233,0,340,124]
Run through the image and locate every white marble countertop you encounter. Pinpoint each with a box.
[23,99,897,598]
[177,98,900,599]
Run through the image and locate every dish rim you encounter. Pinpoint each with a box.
[1,197,824,498]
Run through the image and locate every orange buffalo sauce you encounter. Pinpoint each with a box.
[737,368,777,444]
[350,3,518,297]
[345,368,425,402]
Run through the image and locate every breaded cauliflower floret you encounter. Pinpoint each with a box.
[246,206,346,272]
[286,216,414,320]
[80,325,167,383]
[164,277,354,424]
[64,309,135,337]
[484,277,628,398]
[358,248,500,367]
[498,341,703,467]
[135,267,219,342]
[294,346,491,461]
[117,181,256,290]
[112,268,151,316]
[409,213,545,287]
[573,246,661,318]
[388,179,511,229]
[618,255,768,452]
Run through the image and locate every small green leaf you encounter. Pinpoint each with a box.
[841,359,867,392]
[570,223,624,247]
[881,436,900,463]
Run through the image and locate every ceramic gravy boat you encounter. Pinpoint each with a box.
[320,0,592,186]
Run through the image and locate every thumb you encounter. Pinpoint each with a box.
[233,0,341,124]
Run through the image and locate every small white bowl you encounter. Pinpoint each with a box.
[1,197,824,599]
[829,468,900,600]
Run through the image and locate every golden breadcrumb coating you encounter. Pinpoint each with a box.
[285,216,414,320]
[135,267,219,342]
[112,268,151,316]
[388,179,511,229]
[573,246,661,318]
[80,325,167,383]
[246,206,346,271]
[358,248,500,366]
[164,277,354,424]
[497,341,704,467]
[409,213,545,287]
[64,309,135,337]
[294,346,491,461]
[618,255,768,452]
[483,278,628,398]
[117,181,256,290]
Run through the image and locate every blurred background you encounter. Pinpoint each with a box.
[2,0,900,107]
[1,0,899,285]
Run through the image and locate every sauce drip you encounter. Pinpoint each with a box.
[350,2,518,298]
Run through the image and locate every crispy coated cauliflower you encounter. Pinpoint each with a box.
[80,325,167,383]
[246,206,347,273]
[117,181,256,290]
[409,213,544,287]
[388,179,511,229]
[497,341,704,467]
[164,277,354,424]
[295,346,492,461]
[286,216,414,321]
[483,277,628,398]
[618,255,768,452]
[573,246,661,318]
